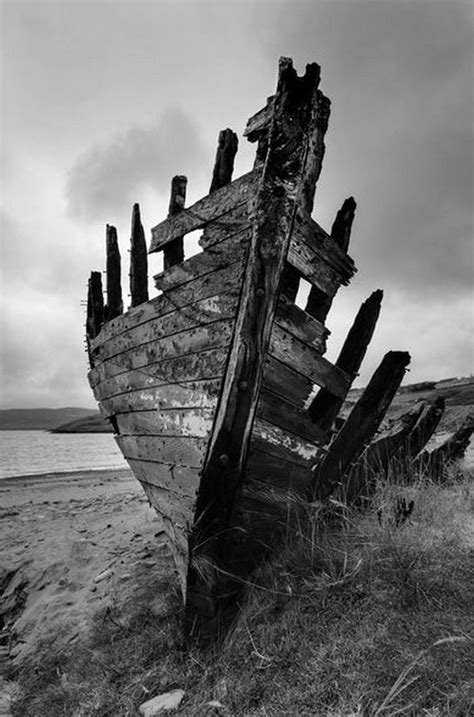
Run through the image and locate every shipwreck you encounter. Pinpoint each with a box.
[85,58,470,635]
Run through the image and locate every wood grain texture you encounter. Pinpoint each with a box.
[257,389,326,445]
[116,435,207,469]
[274,298,328,352]
[91,261,243,350]
[150,172,255,252]
[89,346,228,393]
[99,379,220,416]
[198,204,249,251]
[116,407,215,438]
[209,128,238,194]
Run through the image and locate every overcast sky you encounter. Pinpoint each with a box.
[1,0,472,409]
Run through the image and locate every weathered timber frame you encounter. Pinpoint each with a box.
[185,58,332,624]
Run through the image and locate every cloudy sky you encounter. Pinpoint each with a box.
[1,0,472,409]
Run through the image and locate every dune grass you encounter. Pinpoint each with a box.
[10,467,473,716]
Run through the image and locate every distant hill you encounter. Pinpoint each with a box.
[0,407,97,431]
[51,413,112,433]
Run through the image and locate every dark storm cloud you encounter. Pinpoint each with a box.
[65,108,208,221]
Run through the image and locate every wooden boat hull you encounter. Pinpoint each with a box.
[86,58,363,630]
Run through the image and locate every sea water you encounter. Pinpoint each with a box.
[0,430,128,479]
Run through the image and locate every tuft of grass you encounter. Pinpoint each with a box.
[11,469,474,716]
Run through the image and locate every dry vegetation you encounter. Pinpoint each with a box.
[10,465,473,716]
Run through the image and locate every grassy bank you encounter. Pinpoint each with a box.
[11,469,473,716]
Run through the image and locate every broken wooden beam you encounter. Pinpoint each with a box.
[209,129,238,194]
[308,289,383,430]
[105,224,123,321]
[310,350,411,500]
[330,197,357,253]
[130,203,149,307]
[415,415,474,480]
[164,176,187,270]
[406,397,445,459]
[343,401,426,503]
[86,271,104,340]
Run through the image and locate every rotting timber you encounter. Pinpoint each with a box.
[86,58,419,636]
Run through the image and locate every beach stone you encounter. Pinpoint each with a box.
[139,689,184,715]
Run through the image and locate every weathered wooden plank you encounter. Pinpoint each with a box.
[116,407,215,438]
[122,455,201,497]
[252,417,321,466]
[308,289,383,429]
[262,355,315,409]
[415,415,474,480]
[164,175,187,270]
[130,203,148,306]
[257,389,327,445]
[150,172,255,253]
[287,235,341,297]
[274,297,327,352]
[99,379,220,416]
[154,232,250,292]
[105,224,123,321]
[198,204,250,250]
[116,435,207,469]
[295,208,356,278]
[244,96,274,142]
[91,319,234,380]
[311,351,411,500]
[91,261,243,349]
[209,128,238,193]
[89,346,228,392]
[269,324,351,399]
[92,293,238,363]
[246,446,311,492]
[86,271,104,341]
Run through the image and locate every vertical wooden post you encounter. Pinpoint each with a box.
[209,129,238,193]
[130,203,149,307]
[164,176,187,270]
[308,289,383,430]
[310,350,411,500]
[105,224,123,320]
[305,197,356,322]
[86,271,104,340]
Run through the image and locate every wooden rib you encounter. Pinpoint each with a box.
[116,435,208,469]
[164,175,187,270]
[130,203,148,307]
[154,232,250,293]
[407,397,445,458]
[91,261,244,349]
[105,225,123,321]
[86,271,104,341]
[308,289,383,430]
[149,172,255,253]
[209,128,238,194]
[116,408,215,438]
[331,197,357,253]
[311,351,411,500]
[269,324,351,399]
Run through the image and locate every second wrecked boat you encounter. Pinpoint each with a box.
[86,58,410,632]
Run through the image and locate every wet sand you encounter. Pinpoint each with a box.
[0,469,174,666]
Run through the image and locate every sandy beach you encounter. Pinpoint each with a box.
[0,469,175,670]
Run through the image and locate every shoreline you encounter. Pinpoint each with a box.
[0,466,133,488]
